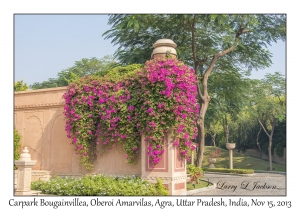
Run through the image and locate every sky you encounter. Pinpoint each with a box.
[14,14,286,87]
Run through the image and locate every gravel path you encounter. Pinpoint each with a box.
[189,172,286,196]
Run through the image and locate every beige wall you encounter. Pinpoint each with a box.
[14,87,141,176]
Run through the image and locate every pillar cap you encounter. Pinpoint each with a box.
[226,143,236,150]
[153,39,177,48]
[19,146,31,161]
[151,39,177,59]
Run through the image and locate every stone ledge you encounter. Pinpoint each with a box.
[14,102,65,110]
[14,87,67,95]
[143,175,187,181]
[14,190,42,196]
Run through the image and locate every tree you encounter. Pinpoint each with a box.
[30,55,118,89]
[206,119,222,147]
[208,69,249,144]
[249,72,286,171]
[230,107,261,154]
[103,14,286,167]
[14,80,28,91]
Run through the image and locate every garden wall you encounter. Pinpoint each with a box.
[14,87,141,177]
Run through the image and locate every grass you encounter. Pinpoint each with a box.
[192,146,286,172]
[186,180,212,190]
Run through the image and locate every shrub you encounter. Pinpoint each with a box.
[239,144,247,152]
[187,164,204,184]
[275,142,284,157]
[31,174,169,196]
[14,80,28,91]
[208,148,221,159]
[203,168,254,174]
[219,141,227,150]
[14,129,21,169]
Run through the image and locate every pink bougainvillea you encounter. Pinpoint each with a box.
[63,58,199,169]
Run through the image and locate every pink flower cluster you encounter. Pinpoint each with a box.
[63,57,200,168]
[142,57,200,164]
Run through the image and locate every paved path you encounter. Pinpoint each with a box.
[190,172,286,196]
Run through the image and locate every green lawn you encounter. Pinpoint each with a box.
[186,181,212,190]
[193,146,286,172]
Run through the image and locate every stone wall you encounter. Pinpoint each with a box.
[14,87,141,177]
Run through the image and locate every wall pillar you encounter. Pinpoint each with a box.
[140,39,186,195]
[141,134,187,195]
[14,147,38,195]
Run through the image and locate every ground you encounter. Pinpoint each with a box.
[190,172,286,196]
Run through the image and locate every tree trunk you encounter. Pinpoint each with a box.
[256,126,262,159]
[191,16,244,168]
[257,143,262,159]
[268,138,272,171]
[225,124,229,143]
[257,117,276,172]
[210,133,216,147]
[196,99,209,168]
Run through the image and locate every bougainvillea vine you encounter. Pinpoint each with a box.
[63,57,199,169]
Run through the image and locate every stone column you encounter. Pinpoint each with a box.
[141,134,187,195]
[14,146,37,195]
[141,39,186,195]
[226,143,236,169]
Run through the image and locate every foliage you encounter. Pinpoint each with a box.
[248,73,286,128]
[239,144,248,152]
[275,142,284,157]
[208,148,221,159]
[31,175,169,196]
[30,56,118,89]
[104,15,285,67]
[63,64,142,169]
[63,57,199,169]
[14,129,21,160]
[229,108,259,150]
[14,129,22,169]
[187,164,204,184]
[205,119,222,146]
[218,141,227,150]
[248,72,286,171]
[219,76,286,155]
[207,70,249,143]
[203,168,254,174]
[103,14,286,168]
[187,181,212,190]
[262,142,273,155]
[14,80,28,91]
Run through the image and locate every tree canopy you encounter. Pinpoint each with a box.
[104,14,285,70]
[30,55,118,90]
[103,14,286,167]
[14,80,28,91]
